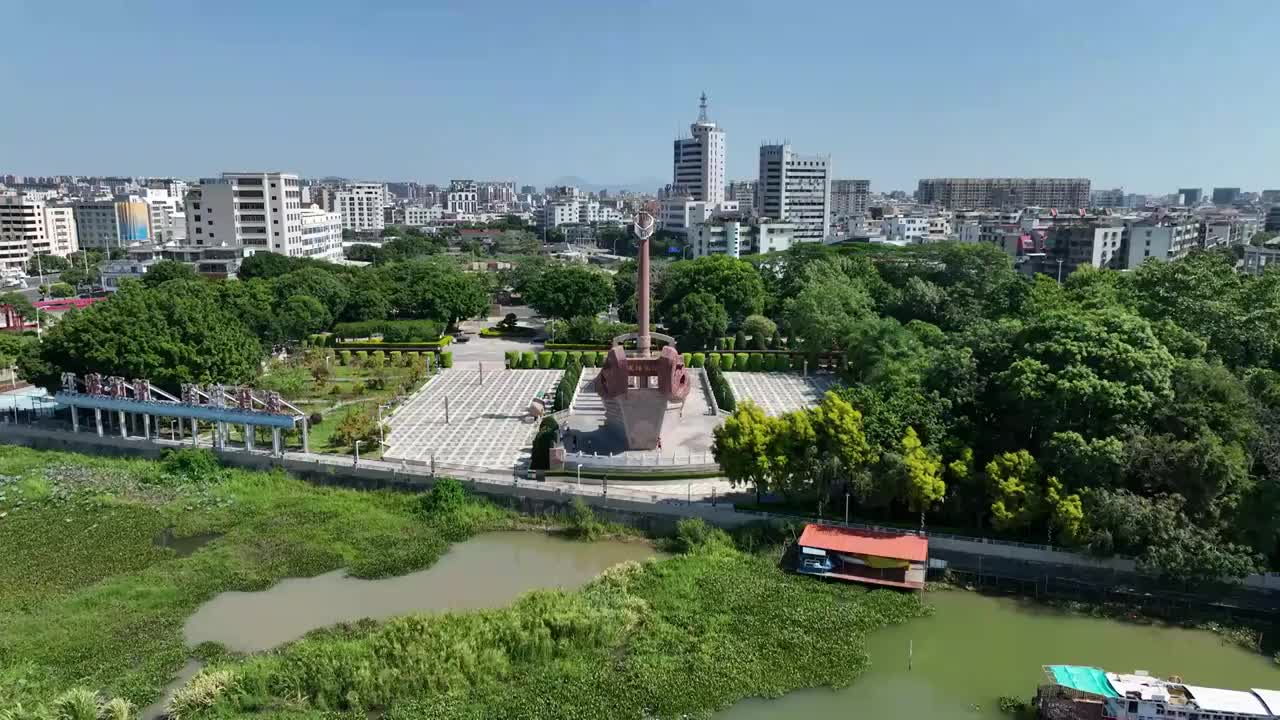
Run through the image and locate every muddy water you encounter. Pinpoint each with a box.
[719,590,1280,720]
[183,531,657,653]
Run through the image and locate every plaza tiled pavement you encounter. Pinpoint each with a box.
[725,373,837,416]
[383,368,561,469]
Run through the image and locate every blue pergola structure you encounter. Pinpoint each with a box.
[55,373,308,457]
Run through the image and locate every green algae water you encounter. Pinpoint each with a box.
[721,589,1280,720]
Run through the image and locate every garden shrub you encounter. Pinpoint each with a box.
[552,351,568,369]
[505,351,519,369]
[749,353,764,371]
[594,351,606,367]
[554,359,583,412]
[356,350,369,363]
[705,359,736,411]
[520,351,536,369]
[690,352,705,368]
[707,352,720,368]
[441,351,453,368]
[724,336,736,351]
[418,477,468,516]
[735,353,749,370]
[390,351,402,365]
[719,353,734,371]
[537,351,553,369]
[308,412,324,426]
[681,352,692,368]
[567,351,583,367]
[565,497,603,540]
[372,351,385,363]
[340,350,352,366]
[531,416,559,470]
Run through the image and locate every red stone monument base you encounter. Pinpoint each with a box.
[602,388,672,451]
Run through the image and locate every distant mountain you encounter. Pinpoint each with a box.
[552,176,662,194]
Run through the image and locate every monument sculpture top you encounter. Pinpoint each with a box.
[592,210,691,448]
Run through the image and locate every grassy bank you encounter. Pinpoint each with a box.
[178,533,928,719]
[0,447,929,719]
[0,446,513,715]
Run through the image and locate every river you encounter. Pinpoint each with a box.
[720,589,1280,720]
[184,530,658,652]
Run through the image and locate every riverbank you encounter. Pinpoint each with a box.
[0,447,927,719]
[0,446,518,712]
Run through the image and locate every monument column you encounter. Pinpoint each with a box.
[635,211,654,358]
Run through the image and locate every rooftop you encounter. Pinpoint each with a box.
[797,524,928,562]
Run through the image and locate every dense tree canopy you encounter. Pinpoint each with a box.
[659,255,766,326]
[523,264,614,321]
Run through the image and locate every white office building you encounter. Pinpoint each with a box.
[882,216,930,244]
[447,180,479,214]
[43,205,78,256]
[184,171,304,255]
[727,180,756,214]
[333,182,386,232]
[1126,216,1200,268]
[661,197,739,237]
[758,144,831,242]
[0,196,49,270]
[404,205,444,226]
[689,217,794,258]
[672,94,726,204]
[296,205,344,260]
[140,187,185,242]
[73,197,151,249]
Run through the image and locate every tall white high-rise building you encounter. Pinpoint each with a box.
[333,182,386,232]
[184,172,304,254]
[758,144,831,242]
[447,180,479,214]
[672,93,726,204]
[43,206,78,256]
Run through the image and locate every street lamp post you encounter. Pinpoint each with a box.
[844,492,850,524]
[1056,258,1064,284]
[576,463,582,488]
[354,440,363,466]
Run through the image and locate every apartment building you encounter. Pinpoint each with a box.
[673,94,726,204]
[1090,188,1124,208]
[831,179,870,217]
[446,180,479,214]
[0,196,49,269]
[726,180,756,215]
[404,205,444,226]
[184,172,303,254]
[1178,188,1203,206]
[916,177,1090,210]
[1022,219,1126,278]
[43,206,78,256]
[758,144,831,242]
[73,197,151,249]
[296,205,344,260]
[689,217,794,258]
[333,182,386,232]
[1211,187,1241,206]
[1126,215,1200,268]
[1201,213,1258,248]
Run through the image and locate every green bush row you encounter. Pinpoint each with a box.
[553,358,584,412]
[331,319,443,342]
[705,358,736,411]
[480,325,539,338]
[701,352,838,372]
[506,350,609,369]
[336,349,447,367]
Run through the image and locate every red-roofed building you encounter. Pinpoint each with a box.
[795,524,928,590]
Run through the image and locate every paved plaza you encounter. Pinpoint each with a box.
[383,368,561,470]
[726,373,837,416]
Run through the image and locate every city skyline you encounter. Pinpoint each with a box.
[2,1,1279,192]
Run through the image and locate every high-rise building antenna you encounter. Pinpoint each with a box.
[698,92,708,123]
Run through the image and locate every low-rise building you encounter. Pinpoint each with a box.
[689,216,794,258]
[296,205,343,260]
[333,182,386,232]
[404,205,443,226]
[1126,214,1200,268]
[100,243,162,291]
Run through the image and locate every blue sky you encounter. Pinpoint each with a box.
[3,0,1278,193]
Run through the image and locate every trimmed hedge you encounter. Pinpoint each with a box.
[552,351,568,369]
[390,350,402,365]
[735,353,749,370]
[480,325,539,338]
[335,338,452,351]
[543,342,610,351]
[554,358,583,412]
[520,351,536,369]
[681,352,692,368]
[720,353,735,371]
[333,319,443,342]
[691,352,705,368]
[531,416,559,470]
[505,350,519,369]
[441,351,453,368]
[567,351,583,367]
[340,350,353,366]
[706,359,736,411]
[537,351,553,369]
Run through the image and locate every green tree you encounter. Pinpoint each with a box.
[811,391,877,472]
[48,282,75,298]
[384,259,490,325]
[0,291,37,319]
[524,264,614,321]
[783,276,873,352]
[1045,476,1084,544]
[272,267,350,319]
[665,291,728,350]
[142,260,199,287]
[21,281,261,391]
[277,295,332,341]
[986,450,1042,532]
[741,314,777,350]
[901,427,945,529]
[659,255,766,325]
[712,401,778,503]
